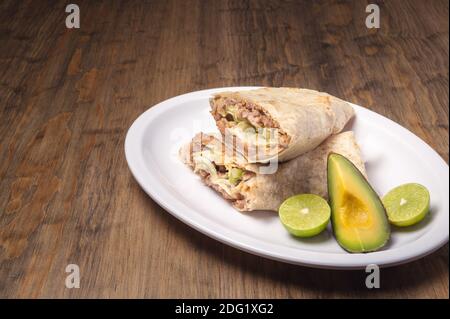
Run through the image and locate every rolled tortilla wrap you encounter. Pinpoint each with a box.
[180,131,365,212]
[210,87,355,163]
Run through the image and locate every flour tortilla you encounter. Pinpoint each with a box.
[210,87,355,163]
[180,131,365,211]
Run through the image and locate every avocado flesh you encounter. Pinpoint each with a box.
[327,153,390,253]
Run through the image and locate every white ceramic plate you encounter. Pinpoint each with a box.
[125,87,449,269]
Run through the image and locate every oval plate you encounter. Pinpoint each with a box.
[125,87,449,269]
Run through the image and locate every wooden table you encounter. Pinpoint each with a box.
[0,0,448,299]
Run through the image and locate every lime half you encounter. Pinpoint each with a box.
[279,194,331,237]
[382,183,430,227]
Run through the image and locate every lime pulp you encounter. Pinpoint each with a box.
[278,194,331,237]
[382,183,430,227]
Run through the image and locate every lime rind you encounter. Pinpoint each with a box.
[382,183,430,227]
[279,194,331,237]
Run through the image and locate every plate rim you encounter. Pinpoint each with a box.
[124,86,449,269]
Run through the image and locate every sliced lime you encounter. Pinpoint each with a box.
[382,183,430,227]
[279,194,331,237]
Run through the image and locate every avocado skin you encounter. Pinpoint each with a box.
[327,153,390,253]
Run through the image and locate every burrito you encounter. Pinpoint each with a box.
[210,87,355,162]
[180,131,365,211]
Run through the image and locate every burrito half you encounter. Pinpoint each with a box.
[180,131,365,211]
[210,87,355,162]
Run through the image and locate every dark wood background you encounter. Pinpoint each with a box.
[0,0,448,298]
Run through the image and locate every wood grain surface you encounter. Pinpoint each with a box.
[0,0,448,299]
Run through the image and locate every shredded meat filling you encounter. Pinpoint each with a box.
[211,97,290,148]
[211,98,278,128]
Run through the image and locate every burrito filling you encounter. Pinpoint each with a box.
[211,97,290,159]
[191,145,254,209]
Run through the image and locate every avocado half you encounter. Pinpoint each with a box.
[327,153,390,253]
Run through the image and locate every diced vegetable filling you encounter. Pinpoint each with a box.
[228,167,244,185]
[192,149,253,199]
